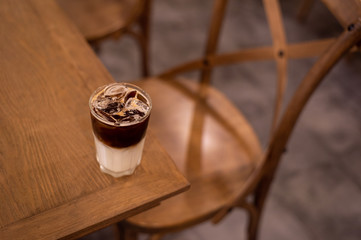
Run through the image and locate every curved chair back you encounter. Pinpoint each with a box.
[121,0,361,239]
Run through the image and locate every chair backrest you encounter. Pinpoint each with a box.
[57,0,151,76]
[213,0,361,221]
[56,0,144,41]
[257,0,361,183]
[159,0,360,136]
[321,0,361,28]
[156,0,361,221]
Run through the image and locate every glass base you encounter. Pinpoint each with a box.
[99,164,137,178]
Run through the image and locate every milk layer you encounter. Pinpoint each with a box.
[93,135,145,177]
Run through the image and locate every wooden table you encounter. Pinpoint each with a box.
[0,0,189,239]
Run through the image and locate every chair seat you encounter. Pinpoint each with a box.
[57,0,143,41]
[125,77,263,232]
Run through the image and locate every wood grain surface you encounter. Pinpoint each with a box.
[0,0,189,239]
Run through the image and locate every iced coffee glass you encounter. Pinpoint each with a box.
[89,83,152,177]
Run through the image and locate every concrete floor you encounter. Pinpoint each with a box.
[80,0,361,239]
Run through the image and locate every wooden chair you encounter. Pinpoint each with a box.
[298,0,361,28]
[116,0,361,239]
[56,0,151,76]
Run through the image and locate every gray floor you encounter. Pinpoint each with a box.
[80,0,361,239]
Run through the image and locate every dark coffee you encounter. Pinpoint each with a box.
[89,83,152,148]
[90,113,150,148]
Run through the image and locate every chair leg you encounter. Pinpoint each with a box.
[124,229,138,240]
[148,233,164,240]
[89,41,101,54]
[117,222,138,240]
[246,178,273,240]
[296,0,315,22]
[138,30,149,77]
[137,0,152,77]
[247,208,260,240]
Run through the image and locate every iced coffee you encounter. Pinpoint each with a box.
[89,83,152,177]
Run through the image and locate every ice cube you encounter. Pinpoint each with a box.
[94,97,111,110]
[136,93,148,105]
[104,84,127,97]
[124,90,137,103]
[125,97,149,113]
[103,102,120,114]
[94,108,117,123]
